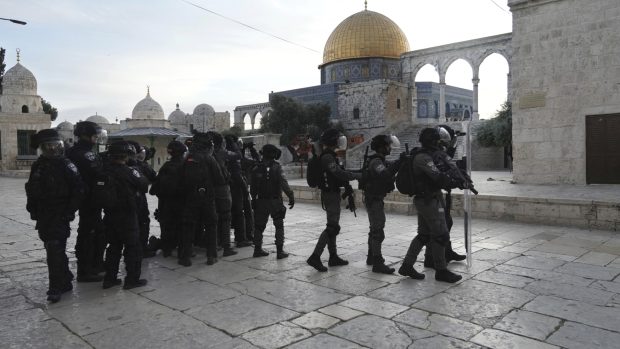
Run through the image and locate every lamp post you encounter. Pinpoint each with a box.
[0,17,27,25]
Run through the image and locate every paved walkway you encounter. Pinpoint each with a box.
[1,176,619,349]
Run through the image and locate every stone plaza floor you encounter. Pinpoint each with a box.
[1,176,620,348]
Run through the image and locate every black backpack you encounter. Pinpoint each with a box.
[92,169,128,210]
[306,150,324,189]
[395,147,424,196]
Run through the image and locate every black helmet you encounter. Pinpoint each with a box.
[192,132,212,147]
[73,121,100,137]
[31,128,62,149]
[320,128,342,147]
[207,131,223,148]
[261,144,281,160]
[419,127,440,148]
[167,140,187,157]
[108,141,133,155]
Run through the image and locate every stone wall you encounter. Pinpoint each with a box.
[290,184,620,230]
[337,80,409,141]
[509,0,620,184]
[0,112,51,171]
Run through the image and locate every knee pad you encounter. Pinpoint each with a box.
[326,224,340,237]
[371,229,385,243]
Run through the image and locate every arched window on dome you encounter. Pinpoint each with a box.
[22,105,29,113]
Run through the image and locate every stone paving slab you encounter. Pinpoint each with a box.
[0,175,619,348]
[186,295,299,336]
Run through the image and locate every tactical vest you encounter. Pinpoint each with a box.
[320,149,347,191]
[252,160,283,199]
[364,155,395,197]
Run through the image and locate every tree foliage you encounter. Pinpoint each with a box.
[475,101,512,148]
[261,94,331,145]
[0,47,5,95]
[41,98,58,121]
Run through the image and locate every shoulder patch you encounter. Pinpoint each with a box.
[84,152,96,161]
[132,169,141,178]
[375,164,386,172]
[67,162,79,174]
[426,161,439,172]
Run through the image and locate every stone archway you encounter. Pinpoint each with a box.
[233,102,272,130]
[402,33,512,121]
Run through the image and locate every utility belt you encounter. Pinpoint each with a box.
[256,195,282,200]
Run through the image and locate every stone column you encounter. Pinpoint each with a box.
[472,77,480,121]
[439,74,446,122]
[507,70,513,104]
[411,83,418,123]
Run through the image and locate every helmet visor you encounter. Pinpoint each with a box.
[389,135,401,150]
[438,127,451,148]
[38,140,65,157]
[336,135,348,150]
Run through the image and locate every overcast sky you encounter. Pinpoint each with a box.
[1,0,512,126]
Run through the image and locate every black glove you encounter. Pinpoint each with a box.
[288,195,295,209]
[64,212,75,222]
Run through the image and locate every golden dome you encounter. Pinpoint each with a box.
[322,10,410,66]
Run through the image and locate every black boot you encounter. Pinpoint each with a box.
[102,278,122,289]
[46,291,62,303]
[372,256,395,274]
[398,264,425,280]
[307,254,327,272]
[435,269,462,283]
[178,258,192,267]
[366,254,373,266]
[328,255,349,267]
[123,278,148,290]
[423,258,435,269]
[223,247,238,257]
[236,240,253,248]
[253,246,269,257]
[446,242,466,262]
[206,256,218,265]
[276,245,289,259]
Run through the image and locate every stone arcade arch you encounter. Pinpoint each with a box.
[402,33,512,121]
[233,102,272,131]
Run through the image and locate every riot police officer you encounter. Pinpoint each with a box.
[150,140,187,257]
[66,121,105,282]
[127,141,156,258]
[398,128,463,283]
[225,135,253,247]
[26,129,85,302]
[307,129,361,272]
[101,141,149,289]
[423,126,467,268]
[363,134,405,274]
[178,133,222,266]
[208,131,237,257]
[250,144,295,259]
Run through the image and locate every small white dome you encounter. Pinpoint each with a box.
[86,114,110,125]
[2,62,37,95]
[168,103,186,124]
[57,121,74,130]
[193,103,215,117]
[132,90,165,120]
